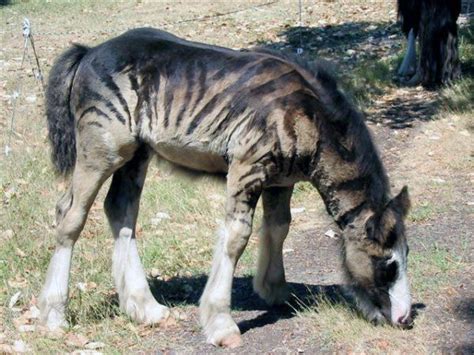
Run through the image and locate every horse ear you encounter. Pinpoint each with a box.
[389,186,411,217]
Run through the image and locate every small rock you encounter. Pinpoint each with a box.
[324,229,338,239]
[283,248,294,254]
[18,324,36,332]
[85,342,106,350]
[25,95,37,103]
[150,268,161,278]
[432,178,446,184]
[77,282,87,292]
[291,207,305,214]
[1,229,14,240]
[151,212,170,225]
[65,333,89,348]
[171,309,188,321]
[8,291,22,309]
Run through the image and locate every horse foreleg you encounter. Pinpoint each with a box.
[199,162,262,348]
[398,28,417,77]
[253,186,293,305]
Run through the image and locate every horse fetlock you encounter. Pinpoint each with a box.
[253,278,289,306]
[122,291,169,325]
[39,297,68,330]
[203,313,242,348]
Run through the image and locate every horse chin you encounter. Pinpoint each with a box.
[350,286,391,326]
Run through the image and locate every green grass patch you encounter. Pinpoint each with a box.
[297,293,430,353]
[408,202,436,223]
[409,243,465,297]
[341,58,395,108]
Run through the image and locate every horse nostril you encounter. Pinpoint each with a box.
[397,314,413,328]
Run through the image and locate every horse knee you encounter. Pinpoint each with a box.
[55,189,73,225]
[55,207,87,246]
[223,221,252,262]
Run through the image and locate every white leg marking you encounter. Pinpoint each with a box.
[113,227,169,324]
[200,223,246,347]
[398,29,417,77]
[253,224,289,305]
[39,246,72,330]
[388,251,411,324]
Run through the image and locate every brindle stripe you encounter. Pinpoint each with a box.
[102,71,132,123]
[188,64,208,117]
[205,71,297,137]
[78,106,112,122]
[335,176,368,191]
[81,90,127,124]
[87,121,103,128]
[163,82,174,128]
[175,62,196,127]
[129,73,139,93]
[186,58,283,135]
[336,201,368,228]
[91,65,131,125]
[247,70,297,97]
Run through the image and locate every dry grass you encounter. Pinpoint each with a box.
[1,0,472,353]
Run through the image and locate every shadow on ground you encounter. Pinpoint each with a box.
[253,19,474,129]
[254,21,401,60]
[149,275,346,334]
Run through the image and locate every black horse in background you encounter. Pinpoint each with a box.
[397,0,462,88]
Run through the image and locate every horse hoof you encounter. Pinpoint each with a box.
[220,333,243,348]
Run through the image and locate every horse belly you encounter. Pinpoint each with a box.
[154,142,228,173]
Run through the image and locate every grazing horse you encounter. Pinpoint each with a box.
[40,28,412,348]
[397,0,461,87]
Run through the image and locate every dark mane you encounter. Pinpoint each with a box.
[250,48,390,211]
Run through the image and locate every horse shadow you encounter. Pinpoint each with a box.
[149,275,346,333]
[252,19,474,128]
[74,273,424,334]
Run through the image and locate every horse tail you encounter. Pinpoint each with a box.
[46,44,89,176]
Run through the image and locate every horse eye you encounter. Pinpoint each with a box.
[385,229,397,248]
[374,258,399,287]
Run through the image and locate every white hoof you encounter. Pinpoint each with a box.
[122,294,170,325]
[203,313,242,348]
[39,303,68,330]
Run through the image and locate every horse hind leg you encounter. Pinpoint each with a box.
[39,109,138,330]
[104,145,169,325]
[39,161,115,329]
[253,186,293,305]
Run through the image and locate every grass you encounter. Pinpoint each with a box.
[341,57,396,107]
[408,201,436,223]
[1,0,473,353]
[296,242,467,353]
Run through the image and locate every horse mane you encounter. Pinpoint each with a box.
[250,47,391,210]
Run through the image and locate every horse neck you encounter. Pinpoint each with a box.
[310,143,390,229]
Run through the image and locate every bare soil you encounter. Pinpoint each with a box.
[1,1,472,353]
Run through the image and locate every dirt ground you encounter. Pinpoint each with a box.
[1,1,473,353]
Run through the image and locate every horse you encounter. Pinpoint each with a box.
[397,0,461,87]
[40,28,412,348]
